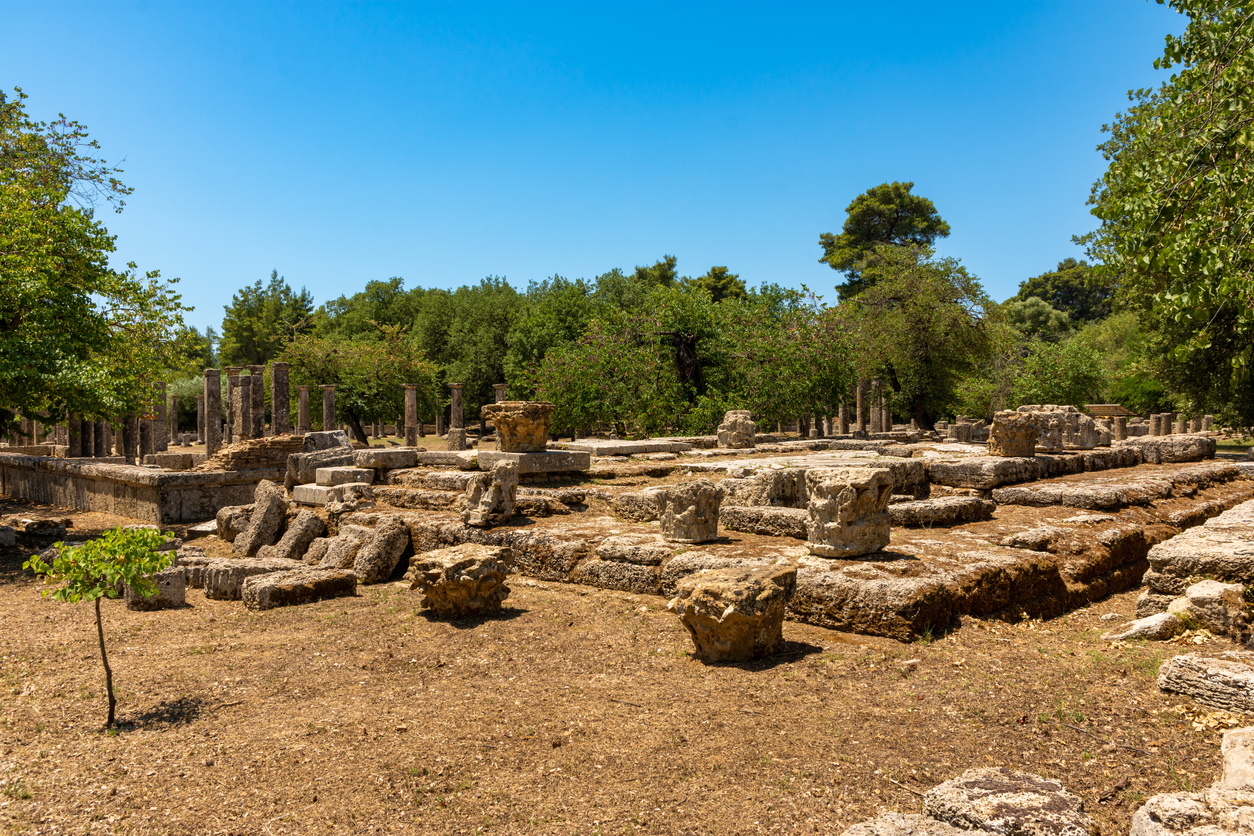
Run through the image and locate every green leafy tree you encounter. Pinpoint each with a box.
[838,245,993,429]
[24,527,172,728]
[219,270,315,366]
[1014,258,1112,323]
[819,182,951,299]
[1012,339,1106,408]
[317,277,422,340]
[1001,297,1075,342]
[1072,310,1170,414]
[1078,0,1254,425]
[504,276,599,397]
[0,88,188,432]
[683,266,746,303]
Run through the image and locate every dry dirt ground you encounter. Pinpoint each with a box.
[0,497,1241,836]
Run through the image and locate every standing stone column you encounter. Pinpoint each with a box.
[1114,416,1127,442]
[1175,416,1187,434]
[81,420,95,458]
[838,403,849,435]
[855,381,867,433]
[169,395,178,445]
[122,416,139,464]
[139,418,154,459]
[67,414,82,457]
[321,385,336,431]
[450,384,464,429]
[436,414,445,437]
[234,375,253,441]
[154,383,169,452]
[297,386,311,434]
[196,395,205,443]
[494,383,507,403]
[224,367,241,444]
[404,385,419,447]
[869,382,882,434]
[247,365,265,438]
[1190,417,1202,434]
[1203,415,1214,431]
[808,414,820,439]
[204,369,222,456]
[271,362,291,435]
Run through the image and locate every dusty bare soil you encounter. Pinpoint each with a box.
[0,497,1240,836]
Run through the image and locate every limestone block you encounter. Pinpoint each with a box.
[232,480,288,557]
[476,450,590,473]
[462,461,518,528]
[480,401,554,453]
[888,497,995,527]
[241,568,356,611]
[292,484,335,505]
[804,467,893,558]
[595,534,675,566]
[303,537,331,566]
[124,568,186,611]
[0,525,14,548]
[1168,580,1251,642]
[841,813,969,836]
[316,466,374,487]
[446,428,468,451]
[257,510,326,563]
[720,469,807,508]
[946,423,973,443]
[613,487,666,522]
[659,554,777,596]
[317,526,372,570]
[353,448,420,470]
[988,411,1038,457]
[1158,652,1254,715]
[716,410,756,449]
[204,557,305,600]
[418,450,480,469]
[1130,435,1217,464]
[286,446,354,489]
[667,564,797,662]
[1101,612,1184,641]
[409,543,511,617]
[571,558,660,595]
[176,554,220,588]
[924,767,1097,836]
[1221,727,1254,791]
[657,479,721,544]
[720,505,809,539]
[352,515,412,584]
[302,430,353,451]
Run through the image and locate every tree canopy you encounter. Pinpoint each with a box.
[0,87,187,432]
[1013,258,1112,324]
[219,270,314,367]
[1079,0,1254,425]
[819,181,951,300]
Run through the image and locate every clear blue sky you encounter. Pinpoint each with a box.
[2,1,1185,333]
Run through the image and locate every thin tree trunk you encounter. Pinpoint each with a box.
[345,413,370,444]
[96,597,116,728]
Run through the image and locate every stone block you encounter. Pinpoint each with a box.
[888,497,995,527]
[716,410,756,449]
[0,525,16,548]
[613,487,666,522]
[924,767,1097,836]
[480,401,554,452]
[720,505,809,539]
[302,430,353,451]
[805,467,893,558]
[353,448,420,470]
[1100,612,1184,641]
[1167,580,1251,641]
[841,813,969,836]
[571,559,660,595]
[286,446,354,489]
[316,466,374,487]
[668,564,797,662]
[988,410,1037,457]
[124,568,186,611]
[317,526,372,569]
[232,480,288,557]
[476,450,590,473]
[408,543,511,617]
[353,515,412,584]
[257,510,326,563]
[595,535,675,566]
[204,557,305,600]
[418,450,480,470]
[462,461,518,527]
[241,567,356,610]
[293,484,335,505]
[303,537,331,566]
[946,423,974,443]
[658,479,721,544]
[1158,652,1254,715]
[446,428,467,451]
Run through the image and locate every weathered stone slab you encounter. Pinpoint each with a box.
[124,568,186,611]
[571,559,661,595]
[241,568,356,611]
[594,534,674,566]
[353,448,420,470]
[316,466,374,487]
[462,461,518,527]
[889,497,995,527]
[215,504,253,542]
[554,439,692,456]
[317,526,372,569]
[370,486,462,510]
[1123,435,1217,464]
[841,813,969,836]
[1102,612,1184,641]
[204,557,305,600]
[353,515,411,584]
[302,430,353,451]
[1143,499,1254,601]
[926,457,1044,490]
[293,482,374,506]
[476,450,590,473]
[409,544,512,616]
[988,410,1038,457]
[303,537,331,566]
[805,467,893,558]
[992,479,1173,510]
[418,450,479,469]
[258,510,326,563]
[286,446,354,489]
[386,468,479,490]
[721,505,809,539]
[613,486,667,522]
[924,767,1097,836]
[1167,580,1251,642]
[1158,652,1254,715]
[657,479,720,544]
[668,564,796,661]
[232,480,288,557]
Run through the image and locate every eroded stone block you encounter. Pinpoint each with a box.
[232,480,288,557]
[241,568,356,611]
[988,410,1038,457]
[668,564,796,662]
[408,543,511,617]
[462,461,518,528]
[717,410,756,449]
[480,401,554,452]
[804,467,893,558]
[658,479,720,544]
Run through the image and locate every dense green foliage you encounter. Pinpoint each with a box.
[219,270,315,367]
[0,88,188,434]
[1013,258,1112,324]
[1001,297,1075,342]
[818,181,951,300]
[24,527,173,727]
[1080,0,1254,426]
[1012,339,1106,408]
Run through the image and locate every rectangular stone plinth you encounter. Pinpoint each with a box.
[241,568,357,611]
[477,450,590,473]
[315,466,374,487]
[554,440,691,457]
[419,451,480,470]
[293,482,373,506]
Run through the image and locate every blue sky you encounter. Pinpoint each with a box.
[2,1,1185,333]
